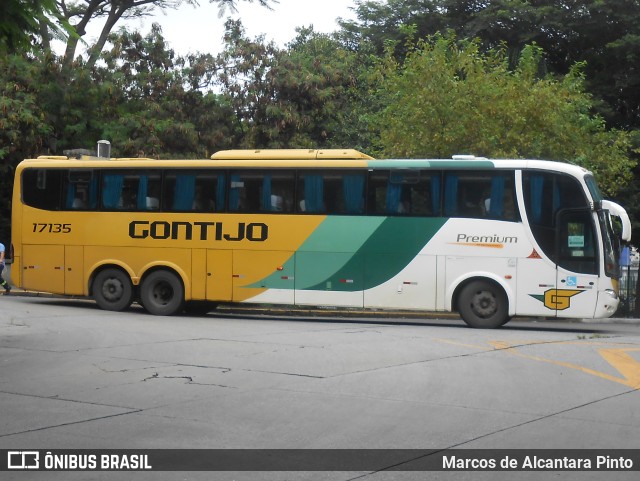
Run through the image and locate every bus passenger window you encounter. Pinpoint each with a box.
[298,172,326,213]
[263,171,295,212]
[228,170,294,213]
[64,170,97,210]
[101,171,161,211]
[368,170,434,216]
[192,177,225,212]
[297,171,365,215]
[22,169,65,210]
[164,171,224,212]
[444,171,517,221]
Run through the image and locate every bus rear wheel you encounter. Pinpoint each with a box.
[93,268,134,312]
[458,280,508,329]
[140,270,184,316]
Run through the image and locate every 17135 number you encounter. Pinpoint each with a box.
[32,223,72,233]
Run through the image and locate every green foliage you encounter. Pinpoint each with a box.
[0,55,53,162]
[343,0,640,131]
[0,53,56,243]
[96,24,236,158]
[213,21,368,149]
[373,34,635,195]
[0,0,73,54]
[2,0,639,246]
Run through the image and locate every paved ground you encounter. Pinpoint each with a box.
[1,293,639,480]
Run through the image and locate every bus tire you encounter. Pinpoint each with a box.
[458,280,508,329]
[140,270,184,316]
[93,268,134,312]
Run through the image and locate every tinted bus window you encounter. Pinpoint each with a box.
[522,172,589,227]
[368,170,437,216]
[443,171,518,220]
[297,170,365,215]
[229,170,295,213]
[64,170,98,210]
[22,169,64,210]
[523,171,590,262]
[101,170,162,211]
[164,170,226,212]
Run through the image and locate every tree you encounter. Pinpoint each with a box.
[212,21,370,149]
[96,24,237,157]
[373,35,635,195]
[49,0,276,72]
[0,0,73,54]
[341,0,640,129]
[0,54,55,243]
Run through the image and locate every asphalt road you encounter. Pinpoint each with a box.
[1,294,639,480]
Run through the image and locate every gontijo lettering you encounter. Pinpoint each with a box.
[129,221,268,242]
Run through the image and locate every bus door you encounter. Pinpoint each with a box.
[64,245,84,294]
[206,250,232,301]
[553,208,599,318]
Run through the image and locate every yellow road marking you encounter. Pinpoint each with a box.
[486,340,640,389]
[598,348,640,389]
[434,339,640,389]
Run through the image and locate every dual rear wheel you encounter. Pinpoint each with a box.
[92,268,184,316]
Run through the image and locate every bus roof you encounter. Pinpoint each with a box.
[20,151,591,177]
[210,149,374,160]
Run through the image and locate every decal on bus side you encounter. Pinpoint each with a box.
[530,289,584,310]
[129,221,268,242]
[452,233,518,248]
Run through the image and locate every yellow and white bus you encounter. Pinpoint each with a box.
[10,147,631,328]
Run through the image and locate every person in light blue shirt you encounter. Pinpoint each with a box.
[0,242,11,293]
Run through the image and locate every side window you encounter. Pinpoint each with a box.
[443,171,518,220]
[164,171,226,212]
[297,170,365,215]
[228,170,295,213]
[22,169,64,210]
[523,172,589,227]
[101,170,161,211]
[64,170,98,210]
[523,171,591,263]
[368,170,436,216]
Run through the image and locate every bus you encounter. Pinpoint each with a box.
[10,146,631,328]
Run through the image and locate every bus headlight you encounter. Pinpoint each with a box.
[604,289,618,300]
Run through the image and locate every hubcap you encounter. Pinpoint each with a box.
[471,290,497,318]
[102,278,123,301]
[152,281,173,306]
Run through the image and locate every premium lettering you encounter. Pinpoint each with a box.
[129,221,268,242]
[456,233,518,244]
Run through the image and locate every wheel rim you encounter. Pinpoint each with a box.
[470,289,497,318]
[151,280,174,306]
[102,278,124,302]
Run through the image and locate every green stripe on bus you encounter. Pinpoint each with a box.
[367,160,496,169]
[304,217,447,291]
[247,217,384,289]
[247,217,447,291]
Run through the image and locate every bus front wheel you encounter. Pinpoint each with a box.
[140,270,184,316]
[93,268,134,312]
[458,280,508,329]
